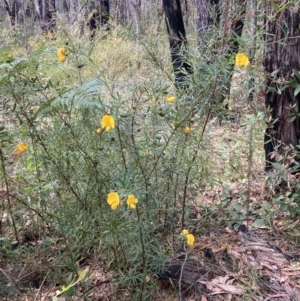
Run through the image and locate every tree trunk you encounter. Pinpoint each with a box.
[4,0,21,26]
[225,1,245,56]
[33,0,56,32]
[82,0,110,40]
[182,0,188,27]
[154,6,164,34]
[100,0,109,28]
[116,0,130,23]
[196,0,220,41]
[196,0,245,55]
[162,0,193,88]
[130,0,142,38]
[264,4,300,171]
[196,0,245,104]
[247,0,257,59]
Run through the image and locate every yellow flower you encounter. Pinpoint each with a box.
[180,229,194,247]
[127,194,138,209]
[187,234,195,247]
[96,128,102,134]
[183,126,191,134]
[165,95,176,103]
[13,142,28,155]
[101,115,115,132]
[57,47,66,63]
[235,53,250,68]
[181,229,189,237]
[107,192,120,210]
[171,121,179,128]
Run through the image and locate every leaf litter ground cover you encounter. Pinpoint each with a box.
[1,34,300,300]
[2,116,300,301]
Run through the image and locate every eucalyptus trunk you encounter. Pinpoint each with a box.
[196,0,220,41]
[162,0,193,88]
[33,0,56,32]
[264,4,300,171]
[3,0,21,26]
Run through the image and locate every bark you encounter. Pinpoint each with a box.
[196,0,220,41]
[246,0,257,101]
[83,0,110,40]
[33,0,56,32]
[116,0,130,23]
[130,0,142,37]
[100,0,109,28]
[222,0,246,104]
[4,0,21,26]
[154,6,164,34]
[196,0,245,104]
[182,0,188,26]
[224,0,245,56]
[162,0,193,88]
[247,0,257,59]
[264,4,300,171]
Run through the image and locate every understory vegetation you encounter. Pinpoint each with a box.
[0,17,300,301]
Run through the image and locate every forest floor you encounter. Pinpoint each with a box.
[1,30,300,301]
[10,114,300,301]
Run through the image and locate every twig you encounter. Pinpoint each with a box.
[34,271,50,301]
[178,251,188,301]
[83,279,110,294]
[0,148,19,244]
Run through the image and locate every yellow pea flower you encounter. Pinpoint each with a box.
[180,229,194,247]
[13,142,28,155]
[187,234,195,247]
[107,192,120,210]
[235,53,250,68]
[171,121,179,128]
[127,194,138,209]
[57,47,67,63]
[96,128,102,134]
[165,95,176,103]
[101,115,115,132]
[181,229,189,237]
[183,126,191,134]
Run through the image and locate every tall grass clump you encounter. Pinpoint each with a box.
[0,22,262,300]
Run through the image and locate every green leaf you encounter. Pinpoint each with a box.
[52,77,105,110]
[267,86,278,93]
[61,283,72,293]
[65,273,73,286]
[270,0,280,12]
[279,85,289,92]
[33,77,105,119]
[270,68,280,77]
[231,203,242,211]
[77,268,89,282]
[294,85,300,96]
[251,219,265,229]
[288,79,299,89]
[293,69,300,81]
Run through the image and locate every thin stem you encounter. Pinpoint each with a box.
[143,107,196,185]
[178,250,188,301]
[0,148,19,244]
[136,205,146,301]
[116,125,127,172]
[246,123,254,227]
[181,106,213,229]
